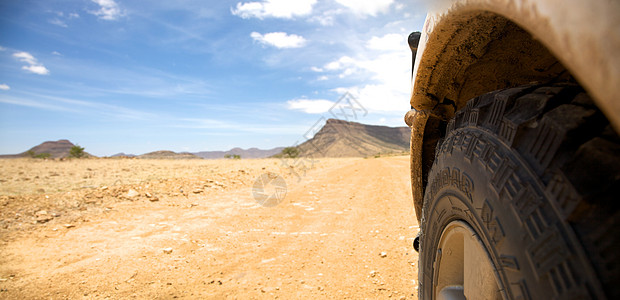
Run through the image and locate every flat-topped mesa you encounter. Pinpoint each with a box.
[296,119,410,158]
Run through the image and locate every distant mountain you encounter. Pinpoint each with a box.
[138,150,202,159]
[193,147,285,159]
[295,119,410,157]
[0,139,93,159]
[110,152,137,158]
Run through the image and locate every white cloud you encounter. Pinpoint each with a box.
[323,56,354,70]
[90,0,124,20]
[310,66,323,72]
[49,18,68,27]
[335,0,394,16]
[317,75,328,81]
[49,11,79,27]
[308,9,344,26]
[366,33,406,51]
[287,99,335,114]
[322,56,357,78]
[232,0,316,19]
[22,65,51,75]
[316,33,412,113]
[0,84,10,91]
[251,32,307,49]
[13,52,37,65]
[1,93,155,120]
[0,96,78,112]
[13,51,50,75]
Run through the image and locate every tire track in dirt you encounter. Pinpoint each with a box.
[0,156,419,299]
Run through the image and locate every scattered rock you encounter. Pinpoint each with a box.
[145,192,159,201]
[64,224,75,228]
[370,270,377,277]
[36,216,53,223]
[35,210,53,223]
[380,252,387,258]
[163,247,173,254]
[193,189,203,194]
[126,189,139,198]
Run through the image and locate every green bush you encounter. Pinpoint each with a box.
[27,150,51,159]
[35,152,51,159]
[69,145,86,158]
[281,147,299,158]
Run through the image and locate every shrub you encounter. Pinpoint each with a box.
[281,147,300,158]
[34,152,51,159]
[69,145,86,158]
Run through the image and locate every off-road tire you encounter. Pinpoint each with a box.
[419,84,619,299]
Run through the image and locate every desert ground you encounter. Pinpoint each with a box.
[0,156,419,299]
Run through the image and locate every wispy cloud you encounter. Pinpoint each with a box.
[232,0,317,19]
[335,0,394,16]
[322,56,357,78]
[48,11,80,27]
[1,92,155,120]
[13,51,50,75]
[49,18,68,27]
[287,99,334,114]
[174,117,310,134]
[90,0,125,21]
[315,32,411,113]
[0,84,11,91]
[0,96,80,112]
[251,32,307,48]
[366,33,405,51]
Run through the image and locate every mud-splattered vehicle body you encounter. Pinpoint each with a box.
[406,0,620,298]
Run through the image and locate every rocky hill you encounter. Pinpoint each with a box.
[0,139,92,159]
[193,147,285,159]
[138,150,202,159]
[296,119,410,157]
[110,152,137,158]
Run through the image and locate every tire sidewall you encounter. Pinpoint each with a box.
[419,127,550,300]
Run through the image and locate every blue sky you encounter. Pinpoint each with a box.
[0,0,426,156]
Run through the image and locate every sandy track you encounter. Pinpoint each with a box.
[0,157,419,299]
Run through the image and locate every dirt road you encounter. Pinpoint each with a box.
[0,156,419,299]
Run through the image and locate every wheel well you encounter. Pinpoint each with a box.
[413,11,576,198]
